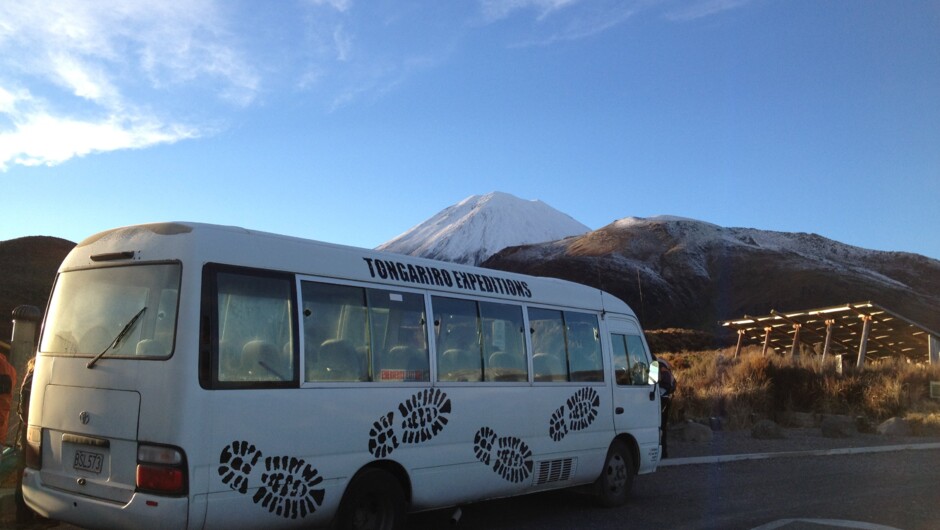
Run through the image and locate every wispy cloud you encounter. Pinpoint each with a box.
[479,0,581,22]
[478,0,756,46]
[476,0,642,47]
[0,1,256,171]
[0,0,759,171]
[295,1,459,111]
[664,0,754,22]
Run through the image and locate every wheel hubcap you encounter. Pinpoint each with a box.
[352,495,387,530]
[607,454,627,492]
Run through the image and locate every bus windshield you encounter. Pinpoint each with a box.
[40,263,181,359]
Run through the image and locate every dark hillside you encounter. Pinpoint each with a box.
[0,236,75,343]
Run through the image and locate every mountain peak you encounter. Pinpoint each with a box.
[613,215,716,228]
[377,192,590,265]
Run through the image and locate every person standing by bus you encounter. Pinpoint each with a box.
[657,358,677,458]
[15,357,35,521]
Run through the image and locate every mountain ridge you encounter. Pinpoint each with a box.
[482,216,940,334]
[3,205,937,352]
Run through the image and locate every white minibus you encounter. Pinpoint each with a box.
[22,222,663,529]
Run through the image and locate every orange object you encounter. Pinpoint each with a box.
[0,355,16,445]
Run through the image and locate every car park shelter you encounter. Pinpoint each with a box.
[720,302,940,368]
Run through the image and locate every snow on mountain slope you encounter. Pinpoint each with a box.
[610,216,922,289]
[377,192,590,265]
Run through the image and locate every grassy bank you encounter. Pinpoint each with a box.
[659,347,940,434]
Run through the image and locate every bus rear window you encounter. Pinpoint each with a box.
[41,264,181,358]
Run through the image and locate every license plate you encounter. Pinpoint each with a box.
[73,449,104,474]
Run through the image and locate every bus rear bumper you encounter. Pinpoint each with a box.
[23,468,189,530]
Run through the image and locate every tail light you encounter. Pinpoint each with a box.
[24,425,42,469]
[137,443,187,496]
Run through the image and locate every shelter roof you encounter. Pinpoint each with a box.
[720,302,939,363]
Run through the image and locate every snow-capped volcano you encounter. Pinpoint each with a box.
[377,192,590,265]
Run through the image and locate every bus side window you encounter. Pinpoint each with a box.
[301,282,430,383]
[215,271,295,385]
[529,309,603,383]
[301,282,369,382]
[611,333,649,386]
[368,289,430,382]
[480,302,527,382]
[611,334,630,385]
[565,312,603,382]
[528,308,567,382]
[433,297,483,382]
[625,335,650,385]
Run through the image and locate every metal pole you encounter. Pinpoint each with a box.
[734,329,745,359]
[856,315,872,370]
[11,305,40,369]
[821,319,834,363]
[790,324,802,358]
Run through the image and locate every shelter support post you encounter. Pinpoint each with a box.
[930,335,939,365]
[10,306,40,370]
[761,327,772,356]
[856,315,872,370]
[733,329,745,358]
[790,324,802,358]
[821,319,834,363]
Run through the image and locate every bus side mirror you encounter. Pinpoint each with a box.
[648,360,660,385]
[648,361,660,401]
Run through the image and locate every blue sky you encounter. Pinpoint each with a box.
[1,1,938,259]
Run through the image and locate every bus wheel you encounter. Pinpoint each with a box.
[333,468,405,530]
[593,440,634,507]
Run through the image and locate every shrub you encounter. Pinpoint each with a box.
[662,347,940,430]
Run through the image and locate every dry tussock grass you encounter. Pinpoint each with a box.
[659,347,940,430]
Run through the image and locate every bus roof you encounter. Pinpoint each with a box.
[66,222,636,317]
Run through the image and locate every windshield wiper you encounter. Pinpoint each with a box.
[87,307,147,369]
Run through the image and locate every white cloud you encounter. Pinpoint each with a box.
[49,54,120,105]
[0,1,256,171]
[0,84,197,171]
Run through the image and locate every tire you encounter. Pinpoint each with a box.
[332,468,406,530]
[593,440,634,507]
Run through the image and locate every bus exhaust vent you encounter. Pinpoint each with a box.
[535,458,573,485]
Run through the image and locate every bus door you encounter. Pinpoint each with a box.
[606,317,661,472]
